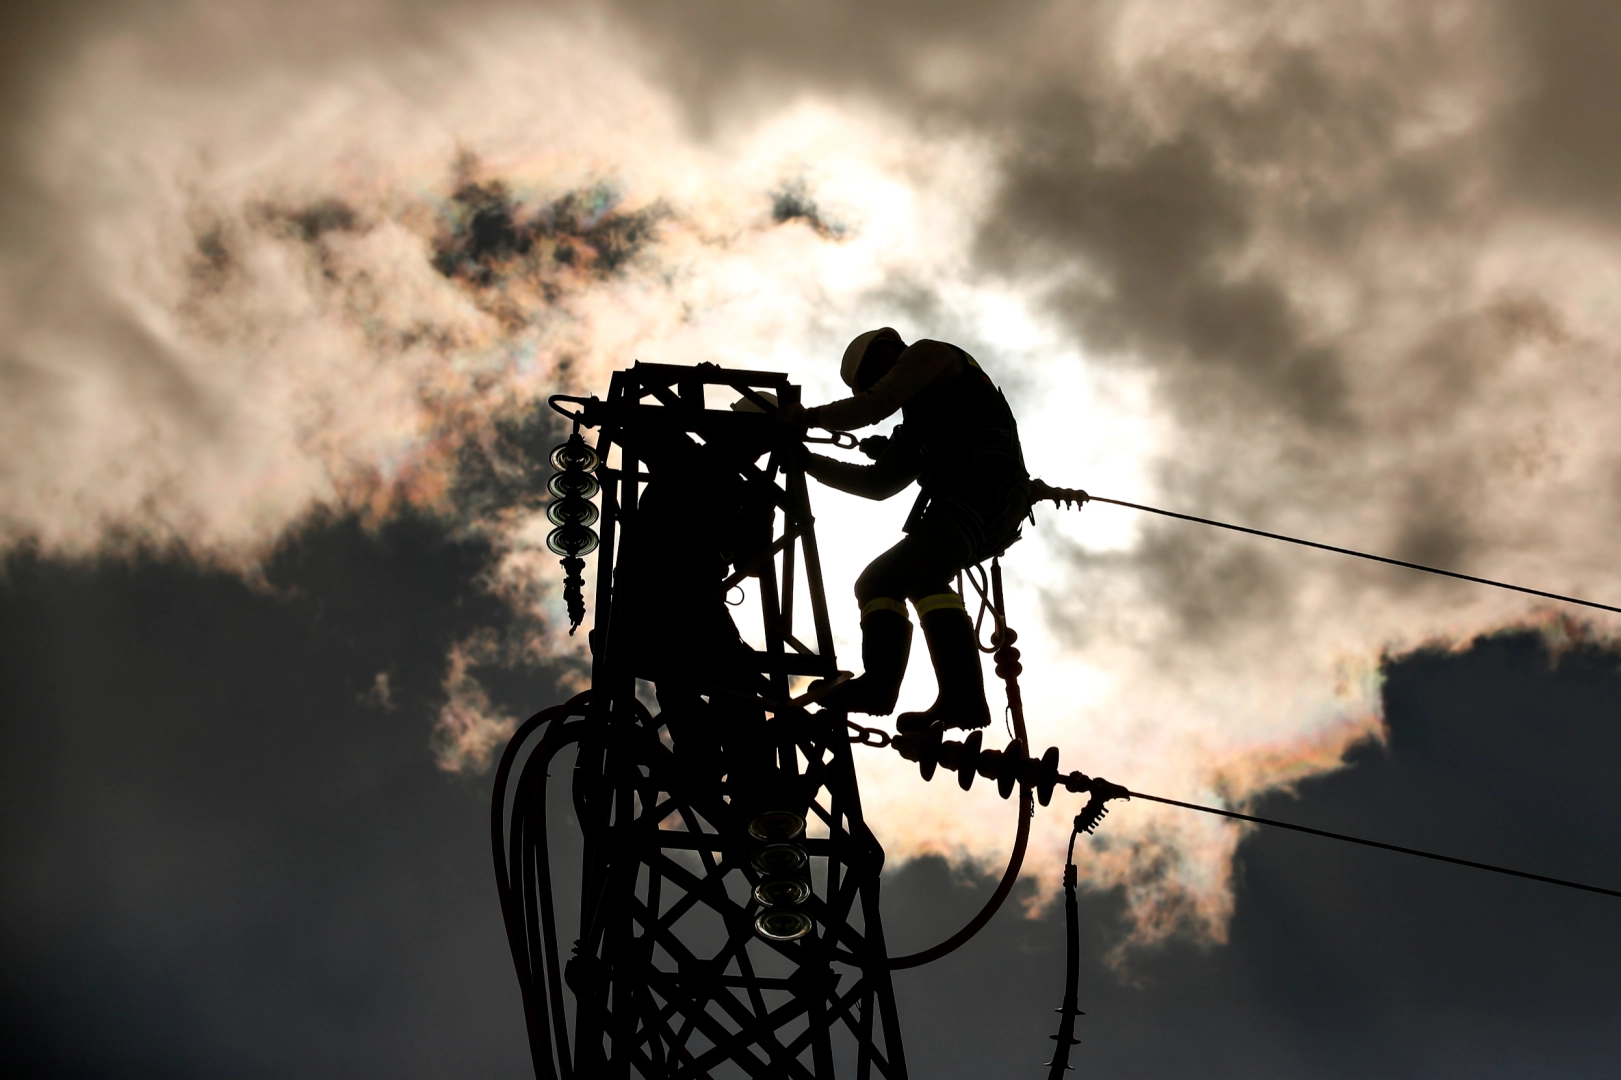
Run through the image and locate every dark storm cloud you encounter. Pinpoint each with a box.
[983,128,1353,421]
[882,630,1621,1079]
[431,169,663,295]
[0,515,574,1077]
[7,542,1614,1078]
[1500,0,1621,223]
[771,178,846,240]
[447,403,567,527]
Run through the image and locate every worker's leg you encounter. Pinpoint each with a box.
[812,597,912,714]
[815,528,966,716]
[830,514,990,728]
[895,591,991,732]
[889,508,991,732]
[812,538,926,715]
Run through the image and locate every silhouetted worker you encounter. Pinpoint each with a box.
[783,328,1030,731]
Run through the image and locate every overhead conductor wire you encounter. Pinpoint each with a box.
[1012,482,1621,899]
[1126,790,1621,899]
[1071,490,1621,615]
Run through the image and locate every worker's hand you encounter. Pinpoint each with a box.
[857,434,889,461]
[774,401,810,433]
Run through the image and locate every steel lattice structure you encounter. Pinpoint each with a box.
[494,363,909,1080]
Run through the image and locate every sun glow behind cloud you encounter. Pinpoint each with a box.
[6,2,1621,949]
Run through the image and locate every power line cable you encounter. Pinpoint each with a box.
[1006,488,1621,892]
[1056,489,1621,617]
[1128,789,1621,900]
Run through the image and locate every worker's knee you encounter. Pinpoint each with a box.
[854,559,897,605]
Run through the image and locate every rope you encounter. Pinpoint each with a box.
[1129,790,1621,900]
[1073,491,1621,617]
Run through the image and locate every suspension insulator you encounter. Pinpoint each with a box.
[990,625,1018,649]
[748,811,813,943]
[546,498,600,528]
[548,431,601,632]
[993,645,1022,680]
[547,524,599,559]
[918,722,944,781]
[888,728,1129,834]
[997,738,1026,800]
[747,810,805,842]
[751,843,808,875]
[550,435,600,473]
[547,470,600,501]
[755,908,813,942]
[957,730,983,791]
[1035,746,1061,806]
[754,878,811,907]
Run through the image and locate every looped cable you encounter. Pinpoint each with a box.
[960,562,1004,654]
[548,394,596,425]
[886,554,1033,969]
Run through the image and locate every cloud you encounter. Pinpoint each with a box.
[4,0,1621,950]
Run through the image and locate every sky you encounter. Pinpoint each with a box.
[2,1,1619,1076]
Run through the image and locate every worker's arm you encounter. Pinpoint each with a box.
[804,426,921,500]
[804,340,962,432]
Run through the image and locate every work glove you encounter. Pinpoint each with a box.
[773,401,810,433]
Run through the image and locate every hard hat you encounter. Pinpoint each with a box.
[839,327,904,390]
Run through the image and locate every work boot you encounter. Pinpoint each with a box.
[813,607,912,715]
[896,602,991,732]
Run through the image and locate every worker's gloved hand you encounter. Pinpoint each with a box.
[857,434,889,461]
[774,402,810,432]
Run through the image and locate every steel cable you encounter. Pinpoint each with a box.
[1071,492,1621,616]
[1127,790,1621,900]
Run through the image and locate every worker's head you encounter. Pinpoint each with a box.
[840,327,907,391]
